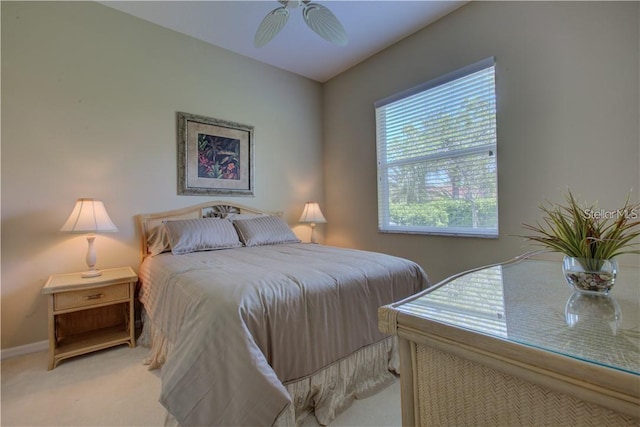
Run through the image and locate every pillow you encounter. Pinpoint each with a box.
[147,225,171,256]
[233,215,300,247]
[223,212,268,221]
[163,217,242,255]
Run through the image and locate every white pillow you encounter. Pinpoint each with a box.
[163,218,242,255]
[233,215,300,247]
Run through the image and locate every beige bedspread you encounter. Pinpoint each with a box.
[139,243,428,426]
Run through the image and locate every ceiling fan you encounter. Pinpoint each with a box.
[254,0,348,48]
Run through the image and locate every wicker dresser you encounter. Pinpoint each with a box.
[379,255,639,426]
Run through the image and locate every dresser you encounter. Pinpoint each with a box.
[379,255,639,426]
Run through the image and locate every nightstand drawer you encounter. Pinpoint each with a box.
[54,283,130,311]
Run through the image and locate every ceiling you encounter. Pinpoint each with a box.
[101,1,468,82]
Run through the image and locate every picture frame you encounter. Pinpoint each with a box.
[177,112,254,196]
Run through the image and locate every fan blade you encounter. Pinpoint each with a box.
[302,3,347,46]
[254,6,290,47]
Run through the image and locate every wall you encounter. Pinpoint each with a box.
[1,2,323,349]
[3,1,639,351]
[323,1,640,284]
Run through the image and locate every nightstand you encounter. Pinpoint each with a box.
[42,266,138,370]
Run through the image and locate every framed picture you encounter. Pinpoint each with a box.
[177,112,254,196]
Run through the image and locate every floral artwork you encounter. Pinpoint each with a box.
[177,112,254,196]
[198,134,240,180]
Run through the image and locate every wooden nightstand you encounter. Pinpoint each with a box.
[42,266,138,370]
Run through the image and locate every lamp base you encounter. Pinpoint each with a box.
[81,269,102,278]
[309,224,318,244]
[82,235,102,278]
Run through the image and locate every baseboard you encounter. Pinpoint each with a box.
[1,340,48,360]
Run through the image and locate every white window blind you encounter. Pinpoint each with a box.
[375,57,498,237]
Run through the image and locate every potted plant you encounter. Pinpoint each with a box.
[520,191,640,294]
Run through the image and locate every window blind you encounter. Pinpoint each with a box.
[375,57,498,237]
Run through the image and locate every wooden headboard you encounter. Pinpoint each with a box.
[136,201,280,259]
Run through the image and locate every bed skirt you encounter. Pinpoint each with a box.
[139,311,399,426]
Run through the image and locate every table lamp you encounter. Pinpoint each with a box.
[299,201,327,244]
[60,198,118,278]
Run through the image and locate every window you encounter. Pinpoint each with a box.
[375,57,498,237]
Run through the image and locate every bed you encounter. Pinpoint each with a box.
[136,201,429,426]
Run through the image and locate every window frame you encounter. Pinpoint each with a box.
[375,57,498,238]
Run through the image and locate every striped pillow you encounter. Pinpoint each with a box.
[233,215,300,247]
[223,212,268,221]
[163,218,242,255]
[147,225,172,256]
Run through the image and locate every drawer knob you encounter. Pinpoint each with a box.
[85,293,105,300]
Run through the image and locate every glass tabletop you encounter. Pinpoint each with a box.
[397,258,640,375]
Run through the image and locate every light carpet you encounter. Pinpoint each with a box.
[1,345,401,426]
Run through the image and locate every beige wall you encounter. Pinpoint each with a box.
[1,2,323,349]
[323,1,640,284]
[2,1,639,351]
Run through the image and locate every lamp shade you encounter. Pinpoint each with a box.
[299,202,327,224]
[60,198,118,233]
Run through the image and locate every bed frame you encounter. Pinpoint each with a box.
[136,201,280,259]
